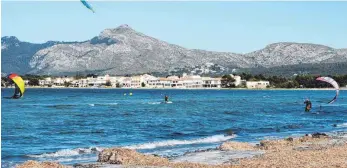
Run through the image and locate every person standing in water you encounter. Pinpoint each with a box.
[12,86,21,99]
[164,95,169,102]
[304,98,312,112]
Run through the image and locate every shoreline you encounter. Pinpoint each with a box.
[16,132,347,168]
[2,86,346,90]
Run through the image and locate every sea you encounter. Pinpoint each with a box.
[1,88,347,167]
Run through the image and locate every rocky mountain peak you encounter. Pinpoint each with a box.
[263,42,334,52]
[1,36,21,46]
[99,24,135,39]
[1,36,21,49]
[1,36,19,42]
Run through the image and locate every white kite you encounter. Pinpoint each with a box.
[316,77,340,104]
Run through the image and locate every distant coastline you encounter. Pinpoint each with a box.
[2,86,346,90]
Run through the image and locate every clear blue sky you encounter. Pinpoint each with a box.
[2,1,347,53]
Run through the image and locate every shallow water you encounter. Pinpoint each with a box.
[1,88,346,167]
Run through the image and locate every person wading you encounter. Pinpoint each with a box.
[304,98,312,112]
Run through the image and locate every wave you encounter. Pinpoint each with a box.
[147,102,161,105]
[27,147,103,158]
[336,123,347,128]
[20,104,77,107]
[123,134,236,150]
[20,102,118,108]
[46,105,77,109]
[89,103,118,106]
[26,135,235,160]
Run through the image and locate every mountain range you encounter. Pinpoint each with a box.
[2,24,347,77]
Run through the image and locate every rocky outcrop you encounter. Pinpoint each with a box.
[219,141,255,151]
[257,133,331,150]
[97,148,169,166]
[311,132,329,139]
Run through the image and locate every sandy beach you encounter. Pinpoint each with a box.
[16,132,347,168]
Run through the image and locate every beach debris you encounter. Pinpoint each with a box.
[312,132,329,139]
[285,137,294,142]
[258,133,332,151]
[98,148,169,166]
[224,129,234,136]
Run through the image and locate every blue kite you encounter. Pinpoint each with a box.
[81,0,95,13]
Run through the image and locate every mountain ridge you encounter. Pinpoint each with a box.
[2,24,346,76]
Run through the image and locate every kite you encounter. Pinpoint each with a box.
[81,0,95,13]
[7,73,25,99]
[316,77,339,104]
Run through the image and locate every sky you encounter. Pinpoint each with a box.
[2,1,347,53]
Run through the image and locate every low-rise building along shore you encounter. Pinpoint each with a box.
[6,73,271,89]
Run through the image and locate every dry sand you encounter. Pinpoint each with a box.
[15,160,72,168]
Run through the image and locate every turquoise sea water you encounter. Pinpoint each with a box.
[1,88,346,167]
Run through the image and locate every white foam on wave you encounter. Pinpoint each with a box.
[88,103,118,106]
[148,102,161,105]
[27,147,104,158]
[123,134,236,150]
[96,103,118,106]
[337,123,347,128]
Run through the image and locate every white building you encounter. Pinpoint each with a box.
[246,81,270,89]
[230,74,242,86]
[108,76,120,87]
[131,75,145,88]
[53,77,74,86]
[24,80,29,85]
[166,75,184,88]
[39,77,53,86]
[233,75,242,86]
[180,75,203,88]
[53,77,64,85]
[143,74,160,88]
[148,75,204,89]
[73,79,88,87]
[87,75,110,87]
[118,77,132,88]
[158,78,172,88]
[202,77,222,88]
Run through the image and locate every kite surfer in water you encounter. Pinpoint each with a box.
[304,98,312,112]
[164,95,169,103]
[6,73,25,99]
[12,86,21,99]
